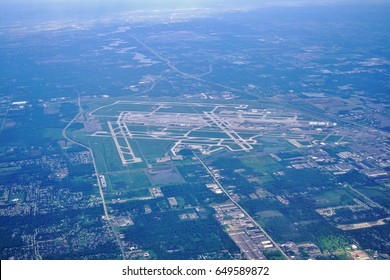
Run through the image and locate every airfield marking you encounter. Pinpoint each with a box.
[83,99,347,259]
[89,100,329,165]
[204,111,252,152]
[108,116,142,165]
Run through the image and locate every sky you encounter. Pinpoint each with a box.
[3,0,383,10]
[1,0,389,25]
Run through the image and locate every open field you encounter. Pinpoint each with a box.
[108,171,151,192]
[313,189,356,208]
[240,155,283,174]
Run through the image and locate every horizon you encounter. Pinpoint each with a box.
[1,0,390,26]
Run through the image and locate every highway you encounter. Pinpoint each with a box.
[62,93,126,259]
[131,35,249,96]
[0,97,12,137]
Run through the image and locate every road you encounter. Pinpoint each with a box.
[192,151,289,260]
[0,97,12,136]
[33,229,42,260]
[62,93,126,259]
[131,36,250,96]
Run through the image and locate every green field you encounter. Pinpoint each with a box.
[92,103,157,115]
[107,171,151,192]
[325,135,343,143]
[240,155,283,174]
[72,131,147,174]
[157,105,198,114]
[147,166,185,185]
[256,215,306,243]
[257,210,284,218]
[43,128,63,140]
[187,130,229,139]
[312,189,356,208]
[126,125,149,132]
[89,138,126,173]
[135,139,173,161]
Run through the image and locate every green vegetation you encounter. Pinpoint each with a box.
[325,135,343,143]
[108,171,151,192]
[257,215,308,243]
[134,139,172,161]
[355,185,390,208]
[316,235,350,253]
[157,105,197,114]
[2,2,389,261]
[89,137,125,173]
[275,151,302,160]
[43,128,64,140]
[92,103,156,115]
[240,155,282,174]
[147,166,185,185]
[257,210,284,219]
[188,130,229,139]
[312,189,356,208]
[263,250,287,260]
[123,213,239,259]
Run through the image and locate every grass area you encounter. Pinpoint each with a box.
[106,188,151,201]
[135,139,172,161]
[175,196,186,207]
[187,130,229,139]
[316,234,350,253]
[43,128,63,140]
[147,166,185,185]
[298,141,312,146]
[257,210,284,218]
[157,105,197,114]
[249,144,264,153]
[288,100,325,114]
[66,175,97,193]
[240,155,283,174]
[84,134,147,174]
[263,249,287,260]
[108,171,151,192]
[312,189,356,208]
[221,143,244,151]
[275,150,302,160]
[126,125,149,132]
[257,215,306,243]
[88,137,124,173]
[326,135,343,143]
[312,134,328,141]
[190,105,219,114]
[232,132,259,139]
[164,127,193,135]
[92,103,156,115]
[255,188,273,198]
